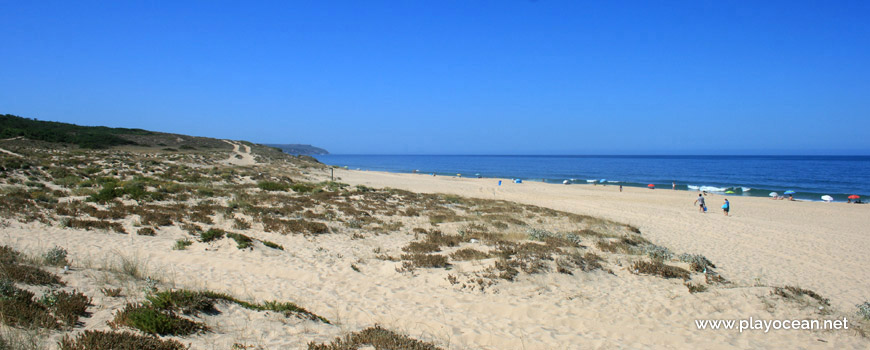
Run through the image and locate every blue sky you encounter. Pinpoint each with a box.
[1,1,868,154]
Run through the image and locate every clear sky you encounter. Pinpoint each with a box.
[1,1,868,155]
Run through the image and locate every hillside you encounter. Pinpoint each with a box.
[0,114,318,164]
[263,144,329,155]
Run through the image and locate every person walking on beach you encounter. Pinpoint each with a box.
[619,185,623,192]
[672,182,676,190]
[722,198,730,216]
[694,194,706,213]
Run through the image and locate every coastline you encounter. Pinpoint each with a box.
[335,168,870,312]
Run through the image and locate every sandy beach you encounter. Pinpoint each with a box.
[337,169,870,312]
[3,158,868,349]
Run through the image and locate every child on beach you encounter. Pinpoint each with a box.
[722,198,730,216]
[694,194,706,213]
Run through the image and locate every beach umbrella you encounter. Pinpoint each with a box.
[848,195,860,199]
[769,192,778,197]
[647,184,655,188]
[600,179,606,183]
[725,190,735,194]
[821,195,834,202]
[784,190,796,195]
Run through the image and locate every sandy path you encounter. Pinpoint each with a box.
[222,140,256,166]
[335,169,870,312]
[0,147,23,157]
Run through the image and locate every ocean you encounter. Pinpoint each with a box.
[313,155,870,202]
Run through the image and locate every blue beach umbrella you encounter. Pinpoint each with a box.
[784,190,796,195]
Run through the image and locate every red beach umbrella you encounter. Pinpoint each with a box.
[848,195,860,199]
[647,184,655,188]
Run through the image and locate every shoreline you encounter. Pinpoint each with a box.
[334,168,870,312]
[317,161,866,202]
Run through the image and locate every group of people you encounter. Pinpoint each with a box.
[695,193,730,216]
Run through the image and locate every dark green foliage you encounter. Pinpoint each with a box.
[88,183,124,203]
[173,239,193,250]
[200,228,225,242]
[631,260,690,280]
[308,325,442,350]
[262,240,284,250]
[146,290,216,316]
[0,114,152,149]
[226,232,253,249]
[58,330,188,350]
[290,183,317,193]
[145,289,329,323]
[109,303,206,336]
[257,181,289,192]
[137,227,156,236]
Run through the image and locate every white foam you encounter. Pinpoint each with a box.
[741,187,752,192]
[687,185,729,193]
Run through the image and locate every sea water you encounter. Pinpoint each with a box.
[313,155,870,202]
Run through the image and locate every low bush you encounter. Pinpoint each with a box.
[43,246,69,267]
[0,280,58,329]
[308,325,442,350]
[0,262,64,286]
[40,290,90,327]
[257,181,289,192]
[200,228,225,242]
[109,303,206,336]
[226,232,253,249]
[137,227,156,236]
[290,182,317,193]
[58,330,187,350]
[773,286,830,306]
[66,218,127,234]
[631,260,690,280]
[400,253,449,269]
[449,248,489,261]
[262,240,284,250]
[173,239,192,250]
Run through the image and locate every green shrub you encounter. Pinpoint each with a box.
[226,232,253,249]
[43,246,69,266]
[257,181,289,192]
[146,290,216,316]
[59,330,187,350]
[200,228,225,242]
[290,183,317,193]
[262,241,284,250]
[109,303,206,336]
[88,184,123,203]
[137,227,156,236]
[173,239,192,250]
